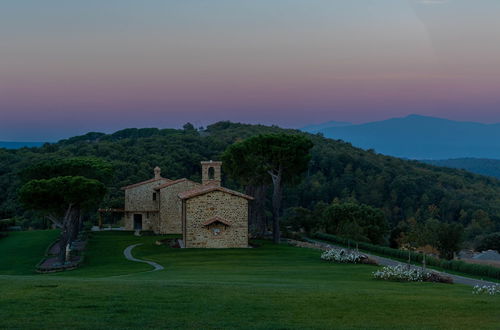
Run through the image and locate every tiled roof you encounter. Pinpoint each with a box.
[178,185,254,200]
[120,177,170,190]
[202,216,231,227]
[154,178,199,191]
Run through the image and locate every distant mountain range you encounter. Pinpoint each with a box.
[301,115,500,160]
[301,121,352,133]
[0,141,46,149]
[421,158,500,179]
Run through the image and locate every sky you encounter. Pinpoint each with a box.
[1,0,500,141]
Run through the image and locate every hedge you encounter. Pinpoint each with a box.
[313,232,500,280]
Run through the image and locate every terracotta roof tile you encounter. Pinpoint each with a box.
[154,178,199,191]
[121,177,170,190]
[202,216,231,227]
[178,185,254,200]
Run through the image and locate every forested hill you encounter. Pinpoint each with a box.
[421,158,500,179]
[1,122,500,237]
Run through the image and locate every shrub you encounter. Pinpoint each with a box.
[472,284,500,295]
[322,202,388,245]
[475,232,500,253]
[321,249,364,263]
[373,265,426,282]
[373,265,452,283]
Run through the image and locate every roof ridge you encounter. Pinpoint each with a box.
[178,185,253,200]
[121,177,170,190]
[154,178,199,190]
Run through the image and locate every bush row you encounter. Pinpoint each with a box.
[313,233,500,280]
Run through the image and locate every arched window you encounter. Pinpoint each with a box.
[208,167,215,180]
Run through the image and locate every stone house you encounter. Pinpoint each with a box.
[121,167,169,232]
[121,161,252,248]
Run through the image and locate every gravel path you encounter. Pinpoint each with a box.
[304,238,498,287]
[123,244,164,271]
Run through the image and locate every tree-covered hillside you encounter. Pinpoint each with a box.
[422,158,500,179]
[1,122,500,243]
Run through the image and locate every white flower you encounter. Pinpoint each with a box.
[372,265,428,282]
[321,249,364,263]
[472,284,499,295]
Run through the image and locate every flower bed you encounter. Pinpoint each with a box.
[373,265,426,282]
[321,248,377,265]
[373,265,453,283]
[36,234,88,273]
[472,284,500,295]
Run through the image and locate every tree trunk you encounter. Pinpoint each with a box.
[269,167,283,244]
[71,212,83,242]
[246,185,258,237]
[245,184,268,238]
[57,204,80,264]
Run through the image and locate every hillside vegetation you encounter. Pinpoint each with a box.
[1,122,500,243]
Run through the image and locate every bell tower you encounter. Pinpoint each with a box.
[201,160,222,186]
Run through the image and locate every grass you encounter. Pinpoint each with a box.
[0,230,59,275]
[58,231,156,277]
[0,231,499,329]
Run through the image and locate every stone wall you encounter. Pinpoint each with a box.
[123,211,159,231]
[123,179,167,231]
[158,180,199,234]
[184,190,248,248]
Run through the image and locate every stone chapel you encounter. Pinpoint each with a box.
[121,161,252,248]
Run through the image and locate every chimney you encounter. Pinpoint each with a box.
[201,160,222,186]
[154,166,161,179]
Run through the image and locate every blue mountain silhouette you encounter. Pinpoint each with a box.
[302,115,500,159]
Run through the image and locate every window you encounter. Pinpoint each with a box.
[153,192,157,201]
[208,166,215,180]
[212,228,221,236]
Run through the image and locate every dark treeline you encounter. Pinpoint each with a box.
[1,122,500,247]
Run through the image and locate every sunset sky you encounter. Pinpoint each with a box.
[1,0,500,141]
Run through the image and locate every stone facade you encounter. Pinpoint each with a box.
[155,179,200,234]
[121,161,252,248]
[122,177,168,231]
[181,190,250,248]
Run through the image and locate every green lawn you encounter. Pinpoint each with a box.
[0,230,59,275]
[0,231,499,329]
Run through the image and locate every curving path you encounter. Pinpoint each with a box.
[123,243,164,271]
